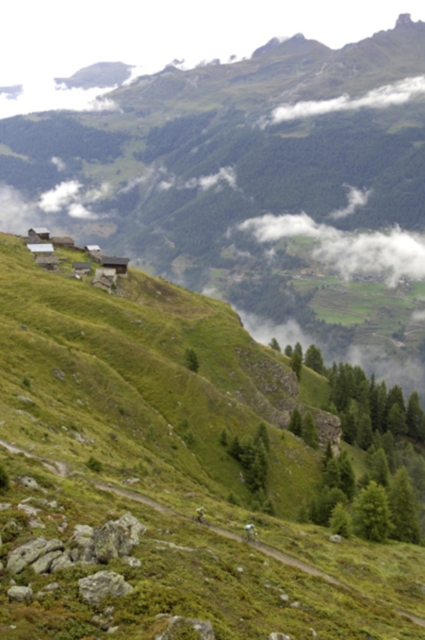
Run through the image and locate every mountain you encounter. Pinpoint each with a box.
[54,61,134,89]
[1,233,425,638]
[1,14,425,370]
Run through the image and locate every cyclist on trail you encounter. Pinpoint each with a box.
[196,506,206,523]
[244,523,258,542]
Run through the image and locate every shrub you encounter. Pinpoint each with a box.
[86,456,103,473]
[184,348,199,373]
[0,464,10,492]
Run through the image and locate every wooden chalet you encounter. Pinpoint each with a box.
[101,256,130,275]
[28,227,50,240]
[73,262,92,275]
[51,236,75,249]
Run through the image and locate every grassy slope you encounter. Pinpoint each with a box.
[2,235,425,638]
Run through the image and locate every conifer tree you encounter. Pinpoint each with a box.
[288,408,302,437]
[284,344,293,357]
[302,412,319,449]
[357,413,373,450]
[355,480,392,542]
[387,402,407,437]
[268,337,281,352]
[341,410,357,445]
[323,457,340,490]
[389,466,421,544]
[304,344,325,374]
[338,450,356,500]
[294,341,303,359]
[330,502,352,538]
[290,351,302,381]
[406,391,424,441]
[323,440,333,467]
[369,448,390,488]
[255,422,270,452]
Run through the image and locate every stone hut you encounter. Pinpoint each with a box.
[101,257,129,276]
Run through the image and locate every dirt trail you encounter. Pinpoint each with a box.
[1,440,424,628]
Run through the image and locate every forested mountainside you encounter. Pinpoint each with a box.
[2,232,425,638]
[2,16,425,376]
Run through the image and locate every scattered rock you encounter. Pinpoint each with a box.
[44,582,60,592]
[51,550,74,573]
[18,476,39,490]
[78,570,133,605]
[8,586,33,604]
[310,629,317,638]
[7,537,64,574]
[123,556,141,568]
[120,477,140,486]
[0,503,12,511]
[329,534,342,544]
[52,369,65,381]
[29,519,46,529]
[18,503,40,517]
[269,634,291,640]
[154,616,216,639]
[32,550,64,574]
[115,512,147,546]
[17,396,33,404]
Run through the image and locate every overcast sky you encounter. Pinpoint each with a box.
[2,1,425,86]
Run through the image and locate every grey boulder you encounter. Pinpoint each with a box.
[8,586,33,603]
[78,570,133,605]
[7,537,64,574]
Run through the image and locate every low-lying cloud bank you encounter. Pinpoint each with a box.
[38,180,109,220]
[0,80,117,120]
[329,185,371,220]
[270,75,425,123]
[239,212,425,287]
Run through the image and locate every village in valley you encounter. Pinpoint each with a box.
[24,227,130,293]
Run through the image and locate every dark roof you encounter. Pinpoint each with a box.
[73,262,92,269]
[101,257,130,266]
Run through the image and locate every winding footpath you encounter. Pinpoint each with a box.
[1,438,424,629]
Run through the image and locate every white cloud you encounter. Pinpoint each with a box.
[329,185,371,220]
[270,76,425,123]
[38,180,81,213]
[51,156,66,172]
[38,179,108,219]
[236,309,312,353]
[239,212,425,287]
[0,184,36,233]
[411,310,425,323]
[68,203,97,219]
[180,166,237,191]
[239,211,338,242]
[0,79,117,120]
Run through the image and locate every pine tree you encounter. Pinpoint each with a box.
[357,413,373,450]
[304,344,325,374]
[294,341,303,359]
[355,481,392,542]
[302,412,319,449]
[284,344,293,357]
[369,448,390,488]
[330,502,352,538]
[255,422,270,452]
[288,408,303,437]
[323,457,340,490]
[388,466,421,544]
[341,410,357,445]
[406,391,424,441]
[219,428,228,447]
[290,351,302,381]
[323,440,333,467]
[229,435,241,460]
[387,402,407,437]
[338,450,356,500]
[310,487,347,527]
[268,337,281,352]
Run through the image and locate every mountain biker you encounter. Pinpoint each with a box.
[244,523,258,541]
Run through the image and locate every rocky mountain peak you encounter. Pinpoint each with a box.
[395,13,414,28]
